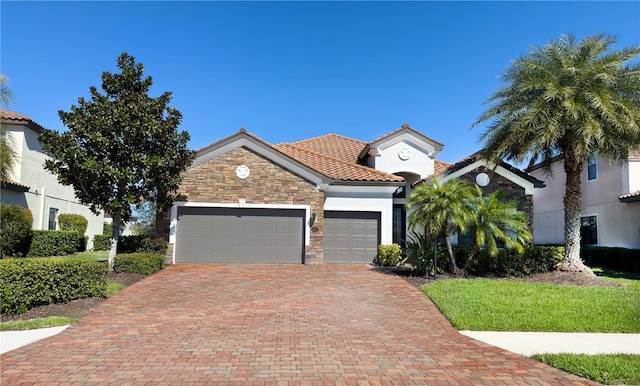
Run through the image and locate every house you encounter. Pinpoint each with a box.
[0,108,104,249]
[168,124,543,264]
[528,152,640,249]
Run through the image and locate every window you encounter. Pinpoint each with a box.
[48,208,58,230]
[392,205,406,246]
[580,216,598,245]
[393,186,405,198]
[587,155,597,181]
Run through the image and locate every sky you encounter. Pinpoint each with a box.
[2,1,639,163]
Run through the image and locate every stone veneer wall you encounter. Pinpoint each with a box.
[457,167,534,234]
[175,146,325,264]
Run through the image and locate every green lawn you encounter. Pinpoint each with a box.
[65,250,109,262]
[532,353,640,385]
[420,272,640,332]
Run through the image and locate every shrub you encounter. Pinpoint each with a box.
[0,203,33,257]
[93,235,111,251]
[114,253,164,275]
[58,214,88,234]
[0,258,107,315]
[58,214,88,252]
[27,230,80,257]
[582,246,640,272]
[376,244,403,266]
[405,231,449,275]
[458,245,564,277]
[117,235,167,254]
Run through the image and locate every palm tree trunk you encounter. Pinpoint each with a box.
[560,152,593,274]
[443,223,462,276]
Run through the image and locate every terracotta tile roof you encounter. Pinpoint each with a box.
[1,179,30,192]
[434,160,454,175]
[285,134,367,163]
[0,108,46,132]
[619,190,640,202]
[274,143,404,183]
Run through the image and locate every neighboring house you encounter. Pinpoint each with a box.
[103,213,139,237]
[168,124,542,264]
[0,108,103,249]
[528,152,640,249]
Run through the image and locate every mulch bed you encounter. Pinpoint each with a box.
[1,268,622,323]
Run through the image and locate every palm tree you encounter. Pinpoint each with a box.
[462,187,532,271]
[0,74,15,182]
[474,34,640,272]
[406,176,475,276]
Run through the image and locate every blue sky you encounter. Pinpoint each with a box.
[2,1,639,162]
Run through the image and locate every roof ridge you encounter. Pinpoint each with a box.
[287,132,367,145]
[276,143,403,181]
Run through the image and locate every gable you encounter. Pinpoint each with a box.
[192,130,328,188]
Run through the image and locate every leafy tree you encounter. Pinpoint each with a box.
[0,74,16,182]
[407,176,475,276]
[474,34,640,272]
[40,53,196,270]
[462,187,532,271]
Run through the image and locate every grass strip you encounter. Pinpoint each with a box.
[421,278,640,332]
[532,353,640,385]
[0,316,78,331]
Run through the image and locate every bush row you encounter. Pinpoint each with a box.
[114,253,165,275]
[93,235,167,254]
[0,258,108,316]
[27,230,83,257]
[455,245,564,277]
[581,246,640,272]
[377,241,564,277]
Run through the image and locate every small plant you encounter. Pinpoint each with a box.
[376,244,403,266]
[0,203,33,257]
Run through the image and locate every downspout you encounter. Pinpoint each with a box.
[38,186,46,230]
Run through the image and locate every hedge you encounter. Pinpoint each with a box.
[454,245,564,277]
[0,203,33,257]
[581,246,640,272]
[114,253,165,275]
[58,214,89,252]
[0,258,107,315]
[93,235,111,251]
[27,230,81,257]
[117,235,168,254]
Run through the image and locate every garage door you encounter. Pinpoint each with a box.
[175,207,305,263]
[323,211,380,263]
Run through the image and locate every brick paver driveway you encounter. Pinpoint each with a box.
[1,264,595,385]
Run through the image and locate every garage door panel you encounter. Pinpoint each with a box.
[323,211,380,264]
[176,207,305,263]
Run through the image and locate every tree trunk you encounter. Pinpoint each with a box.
[560,152,593,275]
[443,223,463,276]
[108,210,121,272]
[463,245,480,272]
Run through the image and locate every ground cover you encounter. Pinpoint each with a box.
[532,353,640,385]
[419,275,639,332]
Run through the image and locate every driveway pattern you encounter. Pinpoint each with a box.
[1,264,595,385]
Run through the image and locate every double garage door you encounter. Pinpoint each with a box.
[175,207,380,264]
[175,207,305,263]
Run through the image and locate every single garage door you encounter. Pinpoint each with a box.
[323,211,380,263]
[175,207,305,263]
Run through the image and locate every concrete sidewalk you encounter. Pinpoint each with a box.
[461,331,640,356]
[1,325,69,354]
[3,326,639,357]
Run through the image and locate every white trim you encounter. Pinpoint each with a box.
[441,160,537,195]
[323,185,399,195]
[170,201,312,264]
